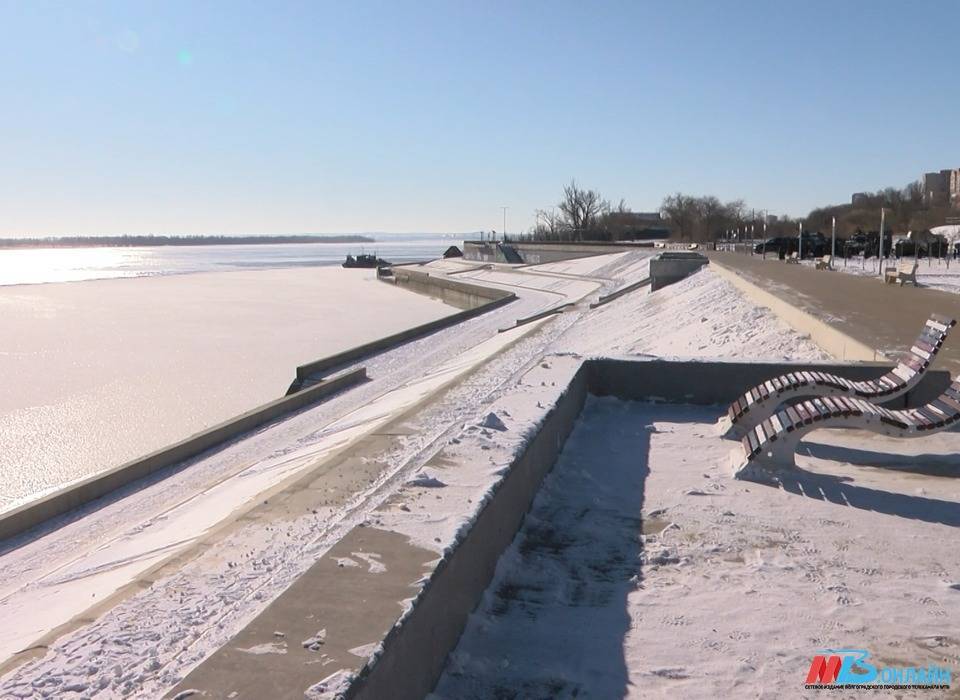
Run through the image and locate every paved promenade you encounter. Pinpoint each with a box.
[710,251,960,376]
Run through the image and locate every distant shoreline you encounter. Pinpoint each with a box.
[0,234,375,250]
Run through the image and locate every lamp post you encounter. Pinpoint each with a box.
[799,221,803,260]
[501,206,509,242]
[878,208,885,277]
[831,216,836,266]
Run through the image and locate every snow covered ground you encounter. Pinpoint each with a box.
[4,252,923,699]
[0,252,637,695]
[432,398,960,699]
[794,256,960,294]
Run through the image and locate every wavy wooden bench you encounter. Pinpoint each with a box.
[730,377,960,481]
[721,313,956,440]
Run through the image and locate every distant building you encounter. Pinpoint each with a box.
[851,192,870,206]
[621,212,664,225]
[950,169,960,205]
[922,169,956,205]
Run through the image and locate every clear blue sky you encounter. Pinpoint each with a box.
[1,0,957,236]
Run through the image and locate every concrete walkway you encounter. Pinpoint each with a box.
[710,252,960,376]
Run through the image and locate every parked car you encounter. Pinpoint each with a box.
[755,234,826,258]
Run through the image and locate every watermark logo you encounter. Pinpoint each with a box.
[805,649,951,690]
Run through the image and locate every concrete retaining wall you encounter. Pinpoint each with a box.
[348,364,590,700]
[589,277,651,308]
[341,357,953,699]
[649,253,709,291]
[289,274,515,391]
[710,260,889,362]
[498,302,574,332]
[586,357,952,409]
[389,267,513,310]
[0,368,369,543]
[463,241,646,264]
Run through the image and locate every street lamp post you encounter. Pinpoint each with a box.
[501,206,509,242]
[799,221,803,260]
[878,208,885,277]
[831,216,836,266]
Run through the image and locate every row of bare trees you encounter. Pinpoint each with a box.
[659,194,746,241]
[805,179,954,235]
[526,183,749,243]
[525,182,648,242]
[522,175,956,245]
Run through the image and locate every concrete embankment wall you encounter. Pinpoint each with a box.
[590,277,651,308]
[288,272,516,392]
[348,364,591,700]
[463,240,645,264]
[650,253,709,291]
[586,357,952,409]
[345,356,951,698]
[387,267,513,309]
[0,368,368,543]
[710,259,888,362]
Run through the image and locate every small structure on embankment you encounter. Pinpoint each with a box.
[463,240,649,264]
[649,251,709,291]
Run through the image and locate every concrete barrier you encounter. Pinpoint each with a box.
[463,240,650,264]
[347,364,591,699]
[388,267,513,310]
[163,356,956,699]
[0,368,369,543]
[497,302,574,332]
[711,260,888,362]
[585,357,952,409]
[339,357,952,698]
[649,252,709,291]
[289,280,515,392]
[589,277,651,308]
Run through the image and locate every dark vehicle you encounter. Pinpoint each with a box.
[895,234,949,259]
[755,234,827,258]
[754,237,781,254]
[845,230,892,258]
[342,253,389,268]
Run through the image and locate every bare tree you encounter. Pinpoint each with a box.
[533,208,564,240]
[660,193,699,241]
[558,180,608,239]
[696,196,728,240]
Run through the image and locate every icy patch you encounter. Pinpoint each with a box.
[480,412,508,431]
[173,691,201,700]
[406,470,447,488]
[347,642,381,659]
[239,641,287,655]
[304,670,356,699]
[351,551,386,574]
[302,628,327,651]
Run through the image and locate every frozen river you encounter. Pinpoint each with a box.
[0,265,454,511]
